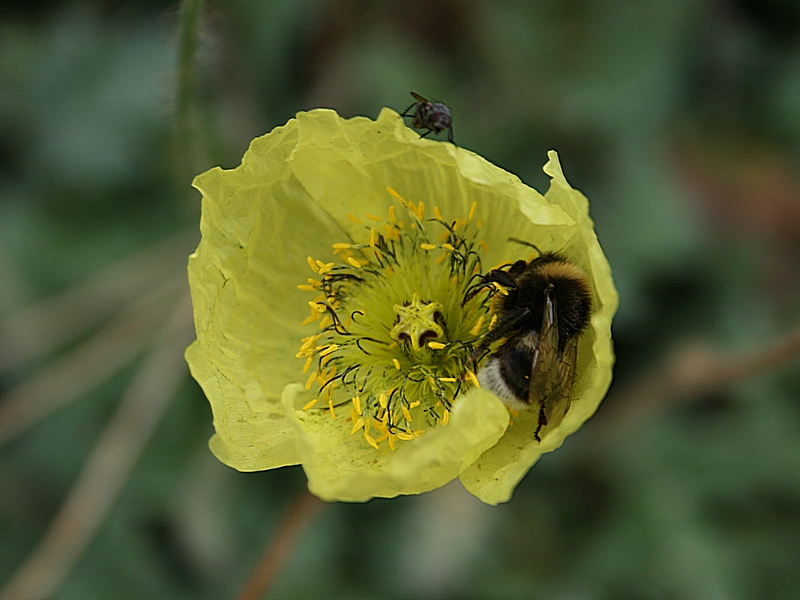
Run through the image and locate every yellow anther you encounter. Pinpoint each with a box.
[364,432,379,450]
[402,406,412,422]
[466,370,480,387]
[328,399,336,420]
[434,206,443,221]
[440,409,450,425]
[307,256,319,272]
[351,417,365,434]
[409,401,421,408]
[369,228,376,247]
[489,314,498,330]
[396,431,415,441]
[392,358,401,370]
[417,201,425,219]
[319,316,333,330]
[438,377,457,383]
[378,392,388,408]
[302,356,313,373]
[305,371,318,390]
[353,395,362,415]
[332,243,351,250]
[347,213,362,225]
[420,243,436,251]
[427,341,446,350]
[302,398,318,410]
[388,205,396,223]
[388,434,396,451]
[441,243,455,252]
[469,201,477,220]
[309,301,326,313]
[470,316,485,335]
[297,284,315,291]
[316,261,334,274]
[386,187,402,200]
[479,240,489,252]
[365,213,382,221]
[319,344,339,357]
[347,257,362,268]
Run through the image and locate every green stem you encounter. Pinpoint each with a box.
[174,0,203,186]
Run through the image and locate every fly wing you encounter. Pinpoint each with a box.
[410,91,427,103]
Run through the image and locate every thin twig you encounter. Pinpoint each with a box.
[0,274,187,446]
[594,325,800,438]
[0,293,195,600]
[0,230,195,373]
[236,490,325,600]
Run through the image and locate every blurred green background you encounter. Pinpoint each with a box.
[2,1,800,599]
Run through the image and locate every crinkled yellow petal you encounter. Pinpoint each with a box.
[459,150,618,505]
[282,384,509,502]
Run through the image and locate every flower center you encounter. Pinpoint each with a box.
[297,189,491,450]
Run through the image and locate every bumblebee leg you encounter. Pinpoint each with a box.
[533,401,548,442]
[419,130,432,138]
[447,126,454,144]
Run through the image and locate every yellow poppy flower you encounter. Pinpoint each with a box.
[185,107,617,504]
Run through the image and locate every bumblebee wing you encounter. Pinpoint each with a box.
[546,332,578,429]
[527,287,560,407]
[410,91,427,103]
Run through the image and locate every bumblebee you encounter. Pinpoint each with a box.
[468,253,592,441]
[400,92,454,144]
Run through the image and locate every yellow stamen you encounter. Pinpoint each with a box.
[388,205,396,223]
[386,187,402,200]
[365,213,382,222]
[427,341,446,350]
[388,434,396,451]
[347,257,362,268]
[328,399,336,419]
[297,284,315,291]
[441,243,455,252]
[379,392,388,408]
[319,344,339,357]
[420,243,436,251]
[364,432,379,450]
[409,401,421,408]
[302,398,318,410]
[316,261,334,274]
[440,409,450,426]
[392,358,401,370]
[434,206,443,221]
[396,431,414,441]
[351,417,365,434]
[302,356,313,373]
[470,316,485,335]
[305,371,318,390]
[436,253,447,264]
[466,370,480,387]
[307,256,319,272]
[479,240,489,252]
[417,201,425,219]
[369,228,376,247]
[402,406,412,422]
[347,213,362,225]
[332,243,351,250]
[438,377,456,383]
[353,396,362,415]
[490,314,498,330]
[468,201,477,220]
